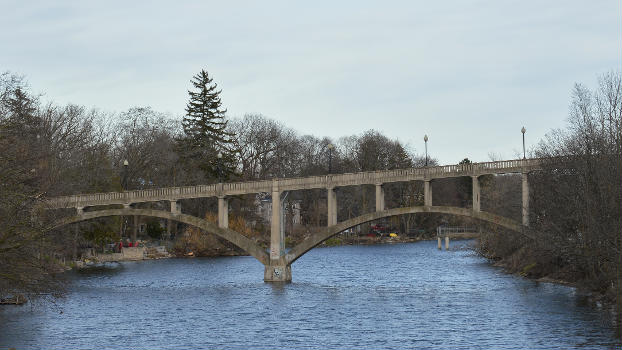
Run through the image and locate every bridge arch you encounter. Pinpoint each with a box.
[53,208,270,266]
[284,206,523,265]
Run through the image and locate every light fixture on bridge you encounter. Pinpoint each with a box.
[521,127,526,159]
[122,159,129,190]
[424,135,429,166]
[217,152,223,183]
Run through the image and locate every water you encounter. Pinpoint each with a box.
[1,240,620,349]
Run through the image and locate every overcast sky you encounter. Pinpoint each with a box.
[1,1,620,164]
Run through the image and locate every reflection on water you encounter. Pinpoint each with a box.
[1,240,620,349]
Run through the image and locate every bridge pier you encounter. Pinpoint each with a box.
[218,196,229,228]
[375,183,385,211]
[522,172,529,226]
[327,187,337,226]
[424,180,433,206]
[264,264,292,282]
[472,176,480,212]
[270,181,284,261]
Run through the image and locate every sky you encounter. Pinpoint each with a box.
[1,0,620,164]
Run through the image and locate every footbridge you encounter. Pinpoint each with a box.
[48,158,541,282]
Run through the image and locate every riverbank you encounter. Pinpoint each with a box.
[73,246,172,268]
[478,241,621,331]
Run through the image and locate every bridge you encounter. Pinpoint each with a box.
[48,158,541,282]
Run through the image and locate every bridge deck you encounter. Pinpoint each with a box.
[47,158,543,209]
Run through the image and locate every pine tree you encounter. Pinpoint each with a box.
[178,69,236,182]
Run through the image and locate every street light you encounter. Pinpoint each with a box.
[521,127,526,159]
[424,135,429,166]
[327,143,334,174]
[217,152,223,183]
[122,159,129,190]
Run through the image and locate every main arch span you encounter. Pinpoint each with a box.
[284,206,523,266]
[54,208,269,266]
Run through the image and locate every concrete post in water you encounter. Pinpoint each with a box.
[424,180,433,206]
[375,183,385,212]
[472,175,480,212]
[445,236,449,250]
[522,172,529,226]
[327,187,337,226]
[437,237,442,250]
[218,196,229,228]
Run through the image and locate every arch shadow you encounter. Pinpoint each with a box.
[53,208,270,266]
[285,205,523,265]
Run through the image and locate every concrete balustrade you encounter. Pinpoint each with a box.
[46,158,543,210]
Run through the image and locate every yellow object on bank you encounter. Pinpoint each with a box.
[389,233,398,237]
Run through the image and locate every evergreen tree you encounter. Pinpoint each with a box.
[178,69,236,182]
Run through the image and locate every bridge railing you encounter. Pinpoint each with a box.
[47,158,544,209]
[436,226,477,236]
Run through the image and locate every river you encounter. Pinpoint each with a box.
[1,240,620,349]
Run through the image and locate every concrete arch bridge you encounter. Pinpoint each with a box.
[48,158,541,282]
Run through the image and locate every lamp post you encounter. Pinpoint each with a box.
[521,127,526,159]
[327,143,334,174]
[424,135,429,166]
[217,152,223,183]
[122,159,129,190]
